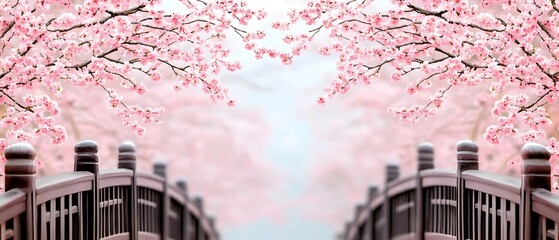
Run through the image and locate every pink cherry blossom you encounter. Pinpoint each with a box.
[271,0,559,161]
[0,0,268,151]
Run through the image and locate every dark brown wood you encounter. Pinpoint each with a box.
[386,163,400,184]
[177,178,191,240]
[417,143,434,172]
[118,141,137,240]
[416,142,434,240]
[385,163,400,240]
[208,216,218,240]
[456,140,478,240]
[355,203,365,239]
[4,142,37,240]
[340,141,559,240]
[344,221,351,240]
[0,140,219,240]
[153,160,169,240]
[74,140,100,240]
[194,196,205,240]
[366,185,379,240]
[520,143,551,240]
[368,185,379,202]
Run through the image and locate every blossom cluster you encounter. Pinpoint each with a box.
[0,0,267,156]
[273,0,559,159]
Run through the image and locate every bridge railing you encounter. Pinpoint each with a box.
[0,140,218,240]
[341,140,559,240]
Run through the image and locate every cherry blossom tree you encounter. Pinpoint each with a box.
[273,0,559,155]
[0,0,267,150]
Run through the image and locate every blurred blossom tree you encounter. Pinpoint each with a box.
[273,0,559,156]
[298,81,530,224]
[0,0,267,151]
[27,84,284,228]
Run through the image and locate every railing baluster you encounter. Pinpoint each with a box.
[50,200,55,239]
[41,203,47,240]
[491,195,496,240]
[476,191,487,240]
[484,191,489,240]
[69,194,73,240]
[553,223,559,240]
[501,198,507,240]
[61,195,65,240]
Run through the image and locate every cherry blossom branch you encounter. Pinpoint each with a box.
[47,5,146,32]
[0,21,14,39]
[407,4,505,32]
[0,89,33,112]
[518,90,552,113]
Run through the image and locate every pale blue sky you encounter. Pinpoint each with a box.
[159,1,390,239]
[223,54,338,240]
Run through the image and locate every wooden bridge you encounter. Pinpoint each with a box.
[3,139,559,240]
[0,140,218,240]
[339,140,559,240]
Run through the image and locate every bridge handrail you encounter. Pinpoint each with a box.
[420,169,456,187]
[0,140,220,240]
[0,190,26,225]
[532,189,559,223]
[341,141,556,240]
[462,170,521,203]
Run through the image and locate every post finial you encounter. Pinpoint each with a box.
[194,196,204,214]
[5,143,36,162]
[418,142,434,171]
[118,141,136,170]
[457,140,478,172]
[386,162,400,184]
[5,143,36,190]
[355,204,364,221]
[367,184,379,201]
[153,159,167,178]
[5,143,38,240]
[520,142,551,239]
[176,178,188,193]
[74,140,98,165]
[521,142,551,188]
[209,216,216,229]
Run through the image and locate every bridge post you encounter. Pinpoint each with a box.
[194,196,205,240]
[208,216,219,240]
[74,140,100,240]
[384,162,399,240]
[456,140,478,240]
[5,143,37,240]
[520,143,551,240]
[354,204,364,239]
[366,185,379,240]
[153,160,169,240]
[343,221,351,240]
[118,141,138,240]
[177,178,191,240]
[416,142,434,240]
